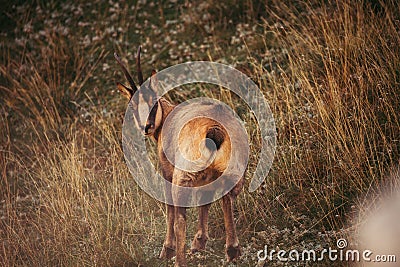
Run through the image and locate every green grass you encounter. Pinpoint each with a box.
[1,0,399,266]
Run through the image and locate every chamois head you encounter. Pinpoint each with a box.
[114,47,162,136]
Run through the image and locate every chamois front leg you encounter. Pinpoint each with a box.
[160,204,176,259]
[222,194,241,262]
[191,204,210,253]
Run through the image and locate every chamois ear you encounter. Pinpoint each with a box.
[114,51,141,100]
[149,69,159,93]
[149,70,163,132]
[116,82,134,99]
[154,100,163,133]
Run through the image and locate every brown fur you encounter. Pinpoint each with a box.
[155,101,244,266]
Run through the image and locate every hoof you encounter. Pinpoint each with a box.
[226,244,241,262]
[159,244,175,259]
[190,233,208,253]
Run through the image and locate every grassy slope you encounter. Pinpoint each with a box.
[1,0,399,266]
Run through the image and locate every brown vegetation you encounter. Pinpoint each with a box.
[1,0,399,266]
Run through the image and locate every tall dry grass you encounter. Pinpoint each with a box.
[257,0,400,229]
[0,53,163,265]
[1,0,399,266]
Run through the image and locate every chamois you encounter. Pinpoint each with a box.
[114,47,246,267]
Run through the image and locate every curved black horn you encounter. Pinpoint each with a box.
[136,46,144,85]
[114,52,138,93]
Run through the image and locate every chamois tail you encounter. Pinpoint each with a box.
[205,126,225,150]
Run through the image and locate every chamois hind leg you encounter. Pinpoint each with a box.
[174,205,187,267]
[222,194,241,262]
[172,170,192,267]
[191,204,210,253]
[190,190,214,253]
[160,204,176,259]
